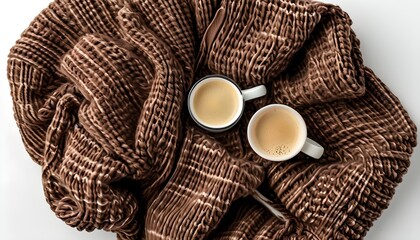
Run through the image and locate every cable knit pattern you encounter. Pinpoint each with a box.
[7,0,416,239]
[146,128,264,239]
[206,0,324,87]
[273,7,365,107]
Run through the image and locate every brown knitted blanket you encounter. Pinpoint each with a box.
[7,0,417,239]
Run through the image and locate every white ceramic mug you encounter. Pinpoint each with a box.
[188,75,266,132]
[247,104,324,161]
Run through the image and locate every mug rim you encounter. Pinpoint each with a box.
[247,104,307,161]
[188,75,244,131]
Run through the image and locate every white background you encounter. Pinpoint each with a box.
[0,0,419,239]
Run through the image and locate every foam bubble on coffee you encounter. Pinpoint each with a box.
[263,145,291,156]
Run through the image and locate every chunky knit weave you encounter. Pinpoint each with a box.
[7,0,417,239]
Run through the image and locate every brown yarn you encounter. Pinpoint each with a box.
[7,0,416,239]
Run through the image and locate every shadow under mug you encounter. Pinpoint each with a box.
[247,104,324,161]
[188,75,266,132]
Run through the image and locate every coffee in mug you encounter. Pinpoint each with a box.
[247,104,324,161]
[188,75,266,132]
[192,79,240,126]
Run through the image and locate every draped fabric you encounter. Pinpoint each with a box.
[7,0,416,239]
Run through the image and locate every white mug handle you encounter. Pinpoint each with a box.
[301,137,324,159]
[241,85,267,101]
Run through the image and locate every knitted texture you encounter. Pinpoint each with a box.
[146,128,264,239]
[7,0,416,239]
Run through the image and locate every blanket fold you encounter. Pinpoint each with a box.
[7,0,416,239]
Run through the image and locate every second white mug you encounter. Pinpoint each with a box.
[247,104,324,161]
